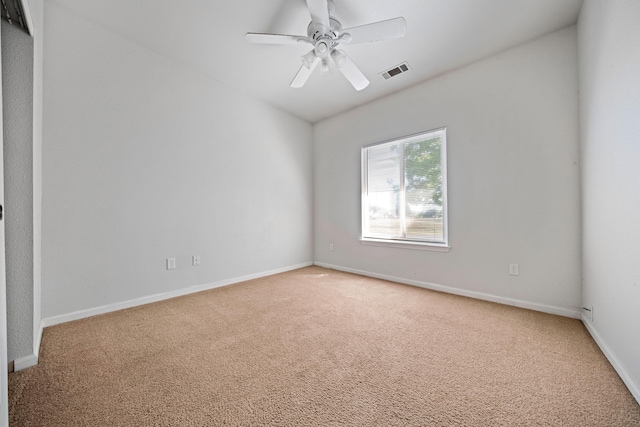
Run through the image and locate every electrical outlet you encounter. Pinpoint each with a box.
[167,258,176,270]
[192,255,200,266]
[509,264,519,276]
[583,305,593,321]
[329,243,334,251]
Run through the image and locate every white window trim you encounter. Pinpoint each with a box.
[360,237,451,252]
[361,128,449,249]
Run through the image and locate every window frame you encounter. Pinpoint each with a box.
[360,128,449,251]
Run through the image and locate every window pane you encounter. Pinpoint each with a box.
[366,144,401,237]
[362,128,447,245]
[404,137,443,240]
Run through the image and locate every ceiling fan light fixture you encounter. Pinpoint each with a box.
[331,49,347,68]
[302,50,318,69]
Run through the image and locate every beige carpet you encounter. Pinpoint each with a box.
[9,266,640,426]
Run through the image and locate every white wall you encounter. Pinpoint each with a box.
[1,21,34,362]
[41,3,313,319]
[578,0,640,402]
[314,27,581,316]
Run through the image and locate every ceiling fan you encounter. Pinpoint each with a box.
[245,0,407,91]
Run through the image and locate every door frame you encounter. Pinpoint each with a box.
[0,20,10,426]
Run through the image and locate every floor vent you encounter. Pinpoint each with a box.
[380,62,410,80]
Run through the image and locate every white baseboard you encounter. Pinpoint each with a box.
[41,262,313,328]
[20,261,640,407]
[581,315,640,405]
[12,322,44,373]
[13,354,38,371]
[314,262,582,319]
[19,262,312,371]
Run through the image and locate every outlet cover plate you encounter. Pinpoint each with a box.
[509,264,519,276]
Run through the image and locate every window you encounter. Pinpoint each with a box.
[361,128,448,248]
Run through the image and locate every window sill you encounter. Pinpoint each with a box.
[359,238,450,252]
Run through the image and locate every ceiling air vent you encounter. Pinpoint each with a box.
[380,62,410,80]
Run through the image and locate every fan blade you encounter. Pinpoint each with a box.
[291,56,320,88]
[306,0,330,30]
[245,33,309,45]
[337,53,369,91]
[342,17,406,44]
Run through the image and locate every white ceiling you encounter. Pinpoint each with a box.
[49,0,584,123]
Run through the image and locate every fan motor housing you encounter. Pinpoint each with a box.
[307,18,342,42]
